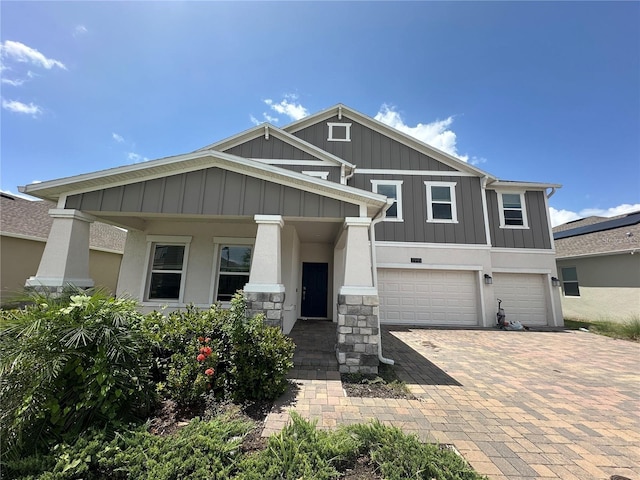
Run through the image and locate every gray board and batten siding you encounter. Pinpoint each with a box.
[352,174,487,244]
[486,190,552,249]
[292,114,457,171]
[65,167,360,219]
[223,136,342,183]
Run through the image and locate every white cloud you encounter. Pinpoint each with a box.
[249,114,261,126]
[73,25,88,37]
[1,77,25,86]
[549,203,640,227]
[0,40,66,70]
[374,104,473,162]
[112,132,125,143]
[2,99,42,116]
[128,152,148,163]
[264,95,308,121]
[263,113,279,123]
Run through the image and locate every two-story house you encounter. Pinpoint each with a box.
[20,104,563,373]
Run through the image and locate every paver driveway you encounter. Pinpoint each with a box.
[264,324,640,480]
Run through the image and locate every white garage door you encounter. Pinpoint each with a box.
[378,269,479,326]
[493,273,548,326]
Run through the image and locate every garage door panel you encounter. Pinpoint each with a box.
[493,273,548,326]
[379,269,479,326]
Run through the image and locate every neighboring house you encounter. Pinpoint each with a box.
[0,192,126,305]
[19,104,563,373]
[553,211,640,321]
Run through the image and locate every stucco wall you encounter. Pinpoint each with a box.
[557,253,640,321]
[1,235,122,305]
[281,225,301,334]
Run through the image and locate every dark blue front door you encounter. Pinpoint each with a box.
[301,262,328,318]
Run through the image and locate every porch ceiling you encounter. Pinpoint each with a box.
[288,220,342,243]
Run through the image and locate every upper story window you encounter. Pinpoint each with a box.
[371,180,403,221]
[145,236,192,302]
[561,267,580,297]
[425,181,458,223]
[497,191,529,228]
[215,240,253,302]
[327,122,352,142]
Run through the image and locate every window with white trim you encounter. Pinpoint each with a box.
[425,181,458,223]
[497,191,529,228]
[371,180,403,221]
[561,267,580,297]
[216,244,253,302]
[327,122,352,142]
[145,236,191,302]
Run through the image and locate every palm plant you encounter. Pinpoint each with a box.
[0,287,156,459]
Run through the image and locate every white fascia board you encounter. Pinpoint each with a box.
[555,249,637,260]
[282,104,497,180]
[21,150,386,209]
[488,180,563,190]
[194,123,355,169]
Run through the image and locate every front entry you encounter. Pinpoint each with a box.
[301,262,328,318]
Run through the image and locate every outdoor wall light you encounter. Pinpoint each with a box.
[484,274,493,285]
[551,277,561,287]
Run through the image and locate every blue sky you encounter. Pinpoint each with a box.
[1,1,638,226]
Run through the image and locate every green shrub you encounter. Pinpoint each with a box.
[141,293,294,406]
[0,289,156,459]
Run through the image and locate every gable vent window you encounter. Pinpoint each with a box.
[561,267,580,297]
[425,181,458,223]
[497,191,529,229]
[327,122,352,142]
[371,180,403,222]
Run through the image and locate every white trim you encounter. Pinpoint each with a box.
[254,214,284,227]
[339,286,378,296]
[477,270,487,326]
[371,179,403,222]
[48,208,96,223]
[25,276,95,287]
[345,217,372,227]
[142,237,191,303]
[302,170,329,180]
[492,267,552,274]
[491,247,556,254]
[377,263,483,271]
[357,169,475,177]
[374,241,490,250]
[251,159,329,166]
[1,232,47,243]
[496,190,530,229]
[424,181,458,223]
[146,235,193,244]
[243,283,285,293]
[327,122,352,142]
[543,190,556,252]
[489,180,562,190]
[212,236,254,245]
[481,176,492,246]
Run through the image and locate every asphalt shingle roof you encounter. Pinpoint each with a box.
[553,211,640,258]
[0,193,126,252]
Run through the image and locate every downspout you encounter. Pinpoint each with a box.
[343,165,356,185]
[370,198,395,365]
[546,187,557,199]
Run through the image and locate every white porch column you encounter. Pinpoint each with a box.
[336,217,380,374]
[243,215,285,330]
[340,217,376,295]
[244,214,285,293]
[25,209,95,290]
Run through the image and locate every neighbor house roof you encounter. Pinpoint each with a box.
[553,211,640,258]
[0,193,127,253]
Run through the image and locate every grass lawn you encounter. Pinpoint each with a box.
[564,315,640,341]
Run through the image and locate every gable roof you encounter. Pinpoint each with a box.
[194,122,355,169]
[283,103,498,180]
[0,193,126,252]
[19,150,387,211]
[553,211,640,258]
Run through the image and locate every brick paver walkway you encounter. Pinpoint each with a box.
[264,324,640,480]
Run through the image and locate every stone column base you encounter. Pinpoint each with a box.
[336,294,380,374]
[244,291,285,330]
